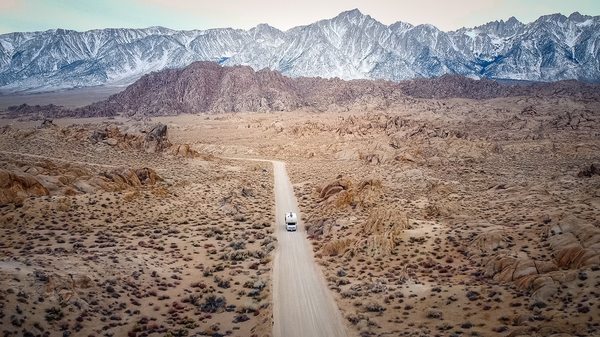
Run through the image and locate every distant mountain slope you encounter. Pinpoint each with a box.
[73,61,403,115]
[56,62,597,117]
[0,10,599,93]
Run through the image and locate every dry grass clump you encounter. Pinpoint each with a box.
[470,226,511,252]
[362,207,410,235]
[333,189,356,208]
[151,185,171,198]
[122,190,141,202]
[355,207,410,256]
[362,235,396,257]
[423,198,456,219]
[321,238,355,257]
[56,197,72,211]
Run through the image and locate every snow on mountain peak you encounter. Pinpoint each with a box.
[1,9,599,93]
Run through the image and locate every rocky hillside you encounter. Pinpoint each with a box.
[71,62,600,116]
[70,62,405,116]
[0,10,599,92]
[5,62,600,117]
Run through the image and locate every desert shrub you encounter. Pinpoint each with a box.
[45,307,64,322]
[364,301,385,312]
[330,190,353,208]
[56,197,72,211]
[229,241,246,250]
[183,294,201,306]
[238,302,258,314]
[200,295,227,313]
[424,202,442,218]
[227,250,249,261]
[252,279,266,290]
[346,314,361,325]
[426,309,443,319]
[166,329,189,337]
[214,276,231,289]
[233,314,250,323]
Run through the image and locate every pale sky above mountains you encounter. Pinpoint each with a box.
[1,0,599,34]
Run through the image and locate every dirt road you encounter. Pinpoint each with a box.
[270,160,348,337]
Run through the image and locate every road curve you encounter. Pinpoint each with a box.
[270,160,347,337]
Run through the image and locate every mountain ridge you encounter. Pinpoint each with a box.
[1,9,599,93]
[6,61,599,118]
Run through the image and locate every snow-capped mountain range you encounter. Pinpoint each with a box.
[0,9,599,93]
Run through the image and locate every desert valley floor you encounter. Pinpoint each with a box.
[1,95,599,337]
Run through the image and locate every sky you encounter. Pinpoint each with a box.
[0,0,599,34]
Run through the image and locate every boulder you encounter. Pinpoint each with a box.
[39,119,55,128]
[470,226,511,252]
[319,179,351,200]
[135,168,161,185]
[89,129,108,144]
[577,164,599,178]
[483,254,558,284]
[144,123,170,153]
[171,144,199,158]
[88,123,171,153]
[102,168,142,188]
[547,219,600,268]
[105,138,118,146]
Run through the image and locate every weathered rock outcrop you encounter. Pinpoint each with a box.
[87,123,171,153]
[547,219,600,268]
[0,169,49,203]
[478,218,599,301]
[320,177,383,209]
[93,167,162,191]
[171,144,200,158]
[0,160,162,203]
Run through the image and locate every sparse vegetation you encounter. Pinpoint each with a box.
[1,89,599,337]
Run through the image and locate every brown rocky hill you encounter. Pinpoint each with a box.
[401,75,600,101]
[77,62,304,116]
[77,62,405,116]
[6,62,600,117]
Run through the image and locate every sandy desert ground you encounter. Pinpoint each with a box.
[0,86,124,110]
[1,93,599,337]
[0,120,275,337]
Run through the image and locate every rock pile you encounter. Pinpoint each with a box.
[479,217,599,301]
[317,177,383,209]
[88,123,171,153]
[0,161,162,203]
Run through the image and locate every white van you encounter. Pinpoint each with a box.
[285,212,297,231]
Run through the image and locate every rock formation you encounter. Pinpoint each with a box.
[0,169,49,203]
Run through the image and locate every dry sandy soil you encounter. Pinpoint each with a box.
[1,93,599,337]
[0,120,275,337]
[0,86,123,110]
